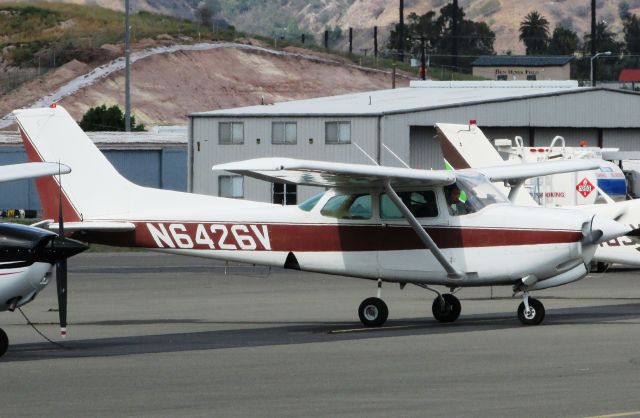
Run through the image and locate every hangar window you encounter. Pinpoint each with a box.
[219,122,244,144]
[321,194,372,219]
[272,122,297,144]
[218,175,244,198]
[496,74,507,81]
[527,74,537,81]
[273,183,297,205]
[325,122,351,144]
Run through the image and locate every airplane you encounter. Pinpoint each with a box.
[0,162,88,357]
[12,105,632,330]
[436,121,640,269]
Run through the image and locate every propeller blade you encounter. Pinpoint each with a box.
[57,162,67,337]
[56,259,67,337]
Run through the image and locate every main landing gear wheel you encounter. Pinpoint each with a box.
[0,328,8,357]
[517,298,545,325]
[432,294,461,323]
[358,297,388,327]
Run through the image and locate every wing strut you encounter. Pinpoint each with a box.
[384,181,464,279]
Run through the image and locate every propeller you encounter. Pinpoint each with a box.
[56,162,68,338]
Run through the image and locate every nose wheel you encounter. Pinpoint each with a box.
[0,328,8,357]
[432,294,462,323]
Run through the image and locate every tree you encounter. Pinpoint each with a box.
[79,104,145,131]
[624,14,640,54]
[583,21,622,55]
[547,27,579,55]
[519,11,550,55]
[386,5,495,61]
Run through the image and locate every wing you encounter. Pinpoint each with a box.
[213,158,456,188]
[0,162,71,183]
[468,160,601,184]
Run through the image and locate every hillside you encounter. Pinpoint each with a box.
[0,40,410,128]
[29,0,640,54]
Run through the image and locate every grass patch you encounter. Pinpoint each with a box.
[0,2,236,66]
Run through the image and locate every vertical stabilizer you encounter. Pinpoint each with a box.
[14,106,135,221]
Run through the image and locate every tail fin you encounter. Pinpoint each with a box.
[15,106,135,221]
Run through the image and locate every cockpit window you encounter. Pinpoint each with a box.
[446,172,509,216]
[298,192,324,212]
[321,194,372,219]
[380,191,438,219]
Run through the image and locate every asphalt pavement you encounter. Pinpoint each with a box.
[1,252,640,418]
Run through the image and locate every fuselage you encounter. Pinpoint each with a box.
[74,186,588,287]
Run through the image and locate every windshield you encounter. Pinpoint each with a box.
[452,172,509,213]
[298,192,324,212]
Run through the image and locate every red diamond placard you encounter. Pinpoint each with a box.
[576,177,595,198]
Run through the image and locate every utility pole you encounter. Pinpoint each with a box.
[452,0,458,70]
[324,30,329,49]
[301,33,305,44]
[420,36,426,80]
[374,26,378,58]
[124,0,131,132]
[591,0,597,86]
[398,0,404,61]
[349,27,353,54]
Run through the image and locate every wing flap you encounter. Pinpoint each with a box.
[213,158,456,188]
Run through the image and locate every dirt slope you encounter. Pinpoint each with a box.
[3,43,409,127]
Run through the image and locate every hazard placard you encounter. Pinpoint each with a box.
[576,177,595,198]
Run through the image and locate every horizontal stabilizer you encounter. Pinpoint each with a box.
[48,221,136,232]
[0,162,70,183]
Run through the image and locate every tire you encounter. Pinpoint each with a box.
[358,297,389,327]
[517,298,545,325]
[431,294,462,323]
[0,328,7,358]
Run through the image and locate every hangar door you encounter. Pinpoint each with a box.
[409,126,442,169]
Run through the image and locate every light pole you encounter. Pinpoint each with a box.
[590,51,611,87]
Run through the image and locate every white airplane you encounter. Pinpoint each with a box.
[0,162,88,357]
[437,122,640,269]
[12,106,632,330]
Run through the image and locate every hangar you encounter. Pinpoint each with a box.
[0,130,187,212]
[188,80,640,204]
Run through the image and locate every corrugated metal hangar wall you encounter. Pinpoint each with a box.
[189,87,640,204]
[0,144,187,212]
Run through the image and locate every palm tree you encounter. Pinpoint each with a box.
[519,11,550,55]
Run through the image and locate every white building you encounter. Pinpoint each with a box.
[188,81,640,204]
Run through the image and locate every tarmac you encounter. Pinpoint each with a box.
[2,252,640,418]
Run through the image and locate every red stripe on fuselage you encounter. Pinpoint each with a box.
[17,124,81,222]
[76,221,582,252]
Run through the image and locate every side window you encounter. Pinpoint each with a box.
[444,184,472,216]
[321,194,372,219]
[325,121,351,144]
[380,191,438,219]
[219,122,244,144]
[272,122,297,144]
[218,175,244,198]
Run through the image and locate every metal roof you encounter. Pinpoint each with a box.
[0,131,187,146]
[189,80,584,118]
[472,55,574,67]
